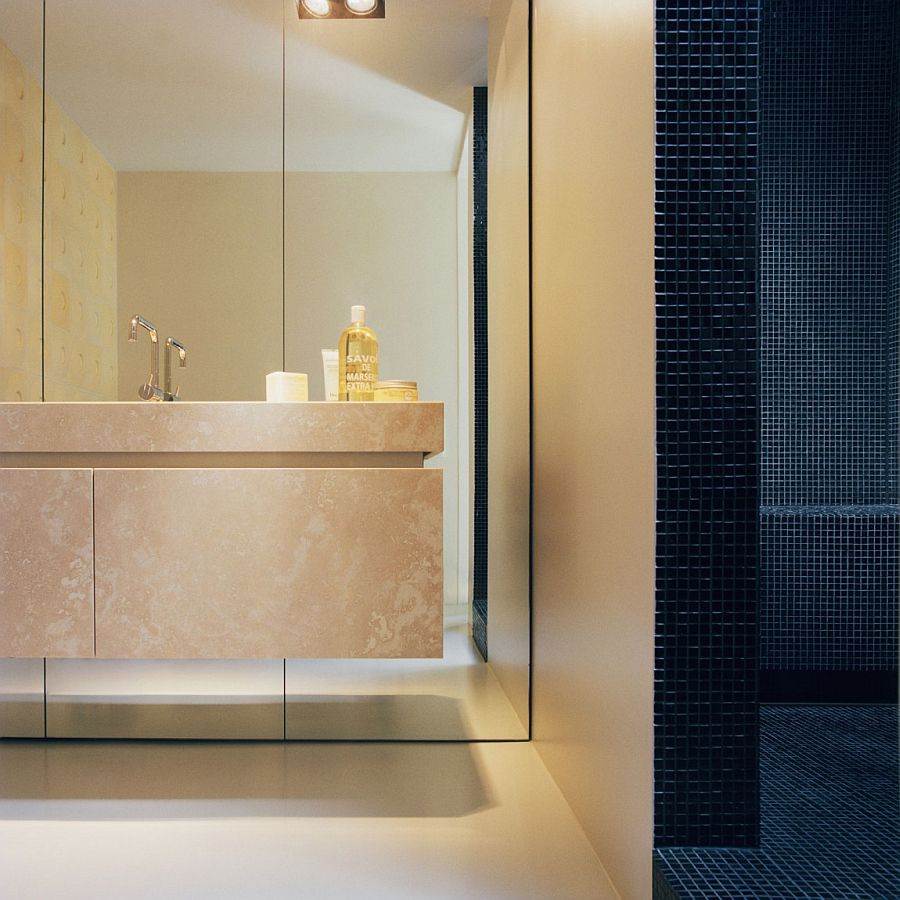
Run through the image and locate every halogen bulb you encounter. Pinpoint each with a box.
[345,0,377,13]
[300,0,331,17]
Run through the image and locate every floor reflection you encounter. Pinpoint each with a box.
[0,740,492,819]
[285,625,527,740]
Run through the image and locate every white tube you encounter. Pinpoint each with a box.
[321,349,339,401]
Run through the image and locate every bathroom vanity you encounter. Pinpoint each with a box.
[0,402,443,661]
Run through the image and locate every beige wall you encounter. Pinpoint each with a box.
[486,0,531,730]
[0,37,42,401]
[117,172,283,402]
[531,2,657,899]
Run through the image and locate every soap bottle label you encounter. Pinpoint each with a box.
[338,312,379,401]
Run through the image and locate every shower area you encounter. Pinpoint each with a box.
[653,1,899,897]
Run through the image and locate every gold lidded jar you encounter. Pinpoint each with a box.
[374,380,418,402]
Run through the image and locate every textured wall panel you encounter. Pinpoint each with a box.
[0,37,42,401]
[42,94,118,401]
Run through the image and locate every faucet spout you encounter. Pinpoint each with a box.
[129,314,160,392]
[164,337,187,400]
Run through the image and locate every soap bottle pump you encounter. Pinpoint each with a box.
[338,305,379,401]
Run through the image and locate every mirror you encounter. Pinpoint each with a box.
[0,0,42,402]
[0,0,530,740]
[42,0,284,402]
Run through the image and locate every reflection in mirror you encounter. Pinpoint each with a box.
[0,0,531,741]
[0,0,43,402]
[42,0,284,401]
[282,0,530,740]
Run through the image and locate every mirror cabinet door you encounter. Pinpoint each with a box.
[0,0,43,401]
[42,0,285,402]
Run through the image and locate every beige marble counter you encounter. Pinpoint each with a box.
[0,401,443,457]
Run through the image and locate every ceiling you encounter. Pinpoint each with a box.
[3,0,489,172]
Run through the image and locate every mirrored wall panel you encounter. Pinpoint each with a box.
[43,0,284,401]
[0,0,531,742]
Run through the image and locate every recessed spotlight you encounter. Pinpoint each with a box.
[345,0,377,13]
[297,0,384,18]
[299,0,331,17]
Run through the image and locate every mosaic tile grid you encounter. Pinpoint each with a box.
[654,0,760,848]
[758,0,900,679]
[760,508,900,670]
[654,705,900,899]
[759,0,896,508]
[472,85,488,662]
[890,0,900,509]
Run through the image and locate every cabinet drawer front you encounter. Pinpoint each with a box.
[94,468,442,659]
[0,469,94,658]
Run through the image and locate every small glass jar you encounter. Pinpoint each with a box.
[374,380,418,402]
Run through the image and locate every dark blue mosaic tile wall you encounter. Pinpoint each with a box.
[760,507,899,671]
[888,0,900,699]
[654,706,900,899]
[759,0,900,680]
[472,86,488,661]
[654,0,760,848]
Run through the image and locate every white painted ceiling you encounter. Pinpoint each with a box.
[5,0,489,172]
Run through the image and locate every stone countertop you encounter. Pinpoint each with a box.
[0,401,444,456]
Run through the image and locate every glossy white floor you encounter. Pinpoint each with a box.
[0,740,618,899]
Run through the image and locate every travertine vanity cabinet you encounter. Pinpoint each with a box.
[0,468,94,657]
[93,467,442,659]
[0,402,444,661]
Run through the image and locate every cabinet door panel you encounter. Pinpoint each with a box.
[0,468,94,657]
[94,468,442,659]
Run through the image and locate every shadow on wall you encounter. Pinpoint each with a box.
[0,739,492,820]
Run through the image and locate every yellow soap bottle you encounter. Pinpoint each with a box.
[338,305,379,401]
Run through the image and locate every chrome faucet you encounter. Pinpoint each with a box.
[128,315,186,401]
[164,337,187,400]
[128,314,165,401]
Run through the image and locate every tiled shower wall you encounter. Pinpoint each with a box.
[654,0,760,848]
[472,86,488,660]
[891,0,900,542]
[759,0,900,688]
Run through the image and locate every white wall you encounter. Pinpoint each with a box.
[531,1,657,898]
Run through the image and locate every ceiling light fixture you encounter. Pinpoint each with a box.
[299,0,331,17]
[344,0,377,13]
[297,0,384,19]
